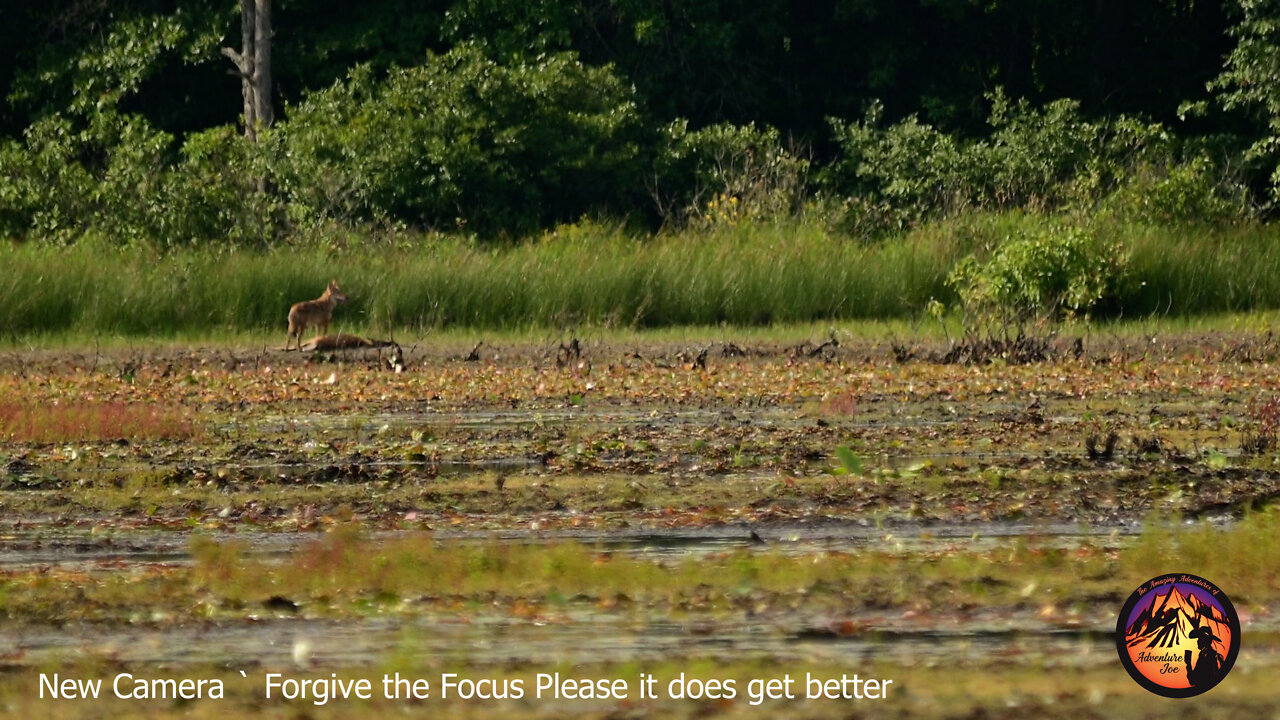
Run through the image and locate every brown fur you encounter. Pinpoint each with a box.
[286,280,347,351]
[299,333,396,352]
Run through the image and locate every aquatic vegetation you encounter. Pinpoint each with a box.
[3,332,1280,720]
[0,398,197,444]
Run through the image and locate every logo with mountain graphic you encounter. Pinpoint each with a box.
[1115,573,1240,697]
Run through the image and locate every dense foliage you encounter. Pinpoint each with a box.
[276,45,644,236]
[947,223,1129,322]
[0,0,1272,257]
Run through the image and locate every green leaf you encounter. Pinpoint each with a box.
[835,446,863,476]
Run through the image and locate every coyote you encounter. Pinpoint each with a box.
[299,333,396,352]
[286,280,347,351]
[299,333,404,372]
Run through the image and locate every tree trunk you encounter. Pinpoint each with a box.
[222,0,271,142]
[253,0,273,131]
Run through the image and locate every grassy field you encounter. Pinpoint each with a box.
[6,213,1280,342]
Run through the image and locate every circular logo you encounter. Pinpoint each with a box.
[1115,573,1240,697]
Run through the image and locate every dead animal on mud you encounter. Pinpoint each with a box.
[299,333,399,354]
[286,280,347,351]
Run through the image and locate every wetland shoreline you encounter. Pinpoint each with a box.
[3,332,1280,717]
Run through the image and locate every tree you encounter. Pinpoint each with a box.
[1210,0,1280,192]
[222,0,273,141]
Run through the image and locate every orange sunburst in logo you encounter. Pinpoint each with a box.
[1116,574,1240,698]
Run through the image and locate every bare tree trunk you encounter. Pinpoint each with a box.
[221,0,271,142]
[253,0,273,130]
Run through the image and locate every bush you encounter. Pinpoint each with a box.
[1101,151,1255,225]
[823,101,967,233]
[0,111,277,248]
[947,222,1129,322]
[0,111,181,245]
[274,45,645,236]
[167,126,279,247]
[651,120,810,227]
[820,91,1219,237]
[0,115,96,242]
[978,94,1163,210]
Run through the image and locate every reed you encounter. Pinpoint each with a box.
[4,214,1280,339]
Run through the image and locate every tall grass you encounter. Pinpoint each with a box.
[4,213,1280,339]
[1122,508,1280,600]
[0,222,960,338]
[1120,222,1280,315]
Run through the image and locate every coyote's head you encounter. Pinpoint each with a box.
[324,279,348,305]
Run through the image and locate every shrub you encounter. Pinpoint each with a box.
[0,111,278,248]
[947,222,1128,322]
[273,45,645,236]
[167,126,279,247]
[823,102,966,234]
[978,94,1163,210]
[651,120,810,227]
[1101,152,1255,225]
[821,91,1213,236]
[0,111,182,246]
[0,115,97,242]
